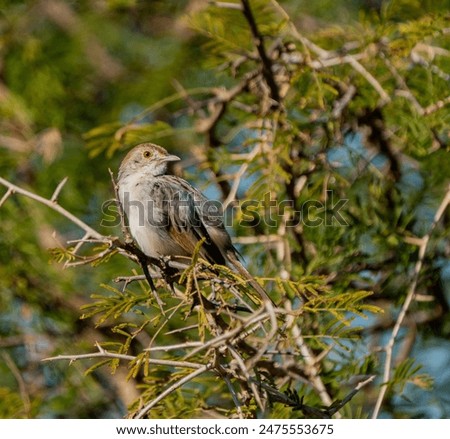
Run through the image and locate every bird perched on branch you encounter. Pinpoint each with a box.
[117,143,274,306]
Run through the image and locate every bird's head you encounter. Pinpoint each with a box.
[118,143,180,178]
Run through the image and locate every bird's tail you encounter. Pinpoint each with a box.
[226,250,276,307]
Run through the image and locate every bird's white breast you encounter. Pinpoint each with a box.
[118,172,187,259]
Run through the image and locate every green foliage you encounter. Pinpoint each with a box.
[0,387,32,418]
[391,358,433,394]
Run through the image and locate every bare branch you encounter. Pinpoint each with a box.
[332,85,357,119]
[2,352,31,417]
[50,176,69,202]
[372,184,450,418]
[0,176,106,241]
[145,341,203,352]
[210,1,243,10]
[228,345,266,411]
[270,0,390,104]
[0,187,13,208]
[134,364,212,418]
[285,301,341,417]
[233,234,283,245]
[222,375,244,418]
[114,274,147,283]
[423,95,450,115]
[327,375,376,415]
[223,142,261,209]
[381,53,424,114]
[184,308,269,359]
[42,348,203,370]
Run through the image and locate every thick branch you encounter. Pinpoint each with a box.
[241,0,280,104]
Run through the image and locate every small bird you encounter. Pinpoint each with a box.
[117,143,273,305]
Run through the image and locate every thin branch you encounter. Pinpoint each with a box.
[164,324,199,336]
[42,349,203,370]
[245,300,277,372]
[345,56,390,105]
[423,95,450,115]
[329,375,375,415]
[309,52,366,68]
[41,350,123,363]
[114,274,147,283]
[210,1,243,10]
[184,308,268,359]
[64,233,115,267]
[222,374,244,418]
[223,143,261,209]
[233,234,283,245]
[270,0,390,104]
[195,74,258,135]
[134,364,212,418]
[0,176,106,241]
[372,184,450,418]
[380,53,423,114]
[0,187,13,208]
[2,352,31,417]
[332,84,357,119]
[249,373,374,418]
[145,341,203,352]
[50,176,68,202]
[284,301,341,417]
[227,345,266,411]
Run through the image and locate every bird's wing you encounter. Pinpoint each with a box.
[153,176,232,265]
[152,176,274,305]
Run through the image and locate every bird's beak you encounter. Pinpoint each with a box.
[161,154,181,163]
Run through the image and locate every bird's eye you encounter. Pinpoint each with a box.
[143,150,152,159]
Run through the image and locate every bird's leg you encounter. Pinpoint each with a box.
[135,254,168,316]
[137,254,157,293]
[158,256,183,292]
